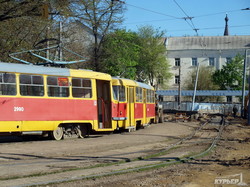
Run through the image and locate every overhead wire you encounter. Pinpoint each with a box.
[172,0,198,35]
[125,3,181,19]
[123,1,249,35]
[166,24,250,32]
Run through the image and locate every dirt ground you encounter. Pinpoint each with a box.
[79,118,250,187]
[0,116,249,187]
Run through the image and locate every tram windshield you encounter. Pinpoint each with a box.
[112,85,126,102]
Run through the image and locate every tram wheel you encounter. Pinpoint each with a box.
[50,126,64,140]
[77,125,88,139]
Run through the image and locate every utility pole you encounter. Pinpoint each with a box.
[46,27,50,61]
[191,63,200,111]
[178,67,181,109]
[58,21,63,61]
[241,50,247,117]
[246,49,250,125]
[42,3,50,63]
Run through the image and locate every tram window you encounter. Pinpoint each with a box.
[0,73,16,95]
[119,86,126,102]
[112,85,125,101]
[151,90,155,103]
[136,87,143,102]
[20,74,44,96]
[47,76,69,97]
[147,90,154,103]
[146,90,149,103]
[112,86,118,100]
[72,78,92,98]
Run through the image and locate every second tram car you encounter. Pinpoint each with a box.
[112,77,156,131]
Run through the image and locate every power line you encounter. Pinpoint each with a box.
[123,1,249,35]
[166,24,250,32]
[172,0,198,35]
[125,3,181,19]
[194,8,249,18]
[124,18,177,25]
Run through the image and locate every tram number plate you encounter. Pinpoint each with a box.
[14,107,25,112]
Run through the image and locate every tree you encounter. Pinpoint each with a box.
[100,26,172,88]
[184,65,220,102]
[136,25,172,89]
[0,1,87,63]
[0,0,71,22]
[212,54,244,90]
[0,0,44,22]
[68,0,125,71]
[100,30,140,79]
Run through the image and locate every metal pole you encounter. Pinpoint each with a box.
[178,67,181,109]
[241,50,247,117]
[59,21,63,61]
[191,63,200,111]
[46,27,50,62]
[246,49,250,125]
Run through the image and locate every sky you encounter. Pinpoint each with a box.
[121,0,250,37]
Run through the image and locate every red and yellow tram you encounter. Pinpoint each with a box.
[0,62,157,140]
[112,77,156,131]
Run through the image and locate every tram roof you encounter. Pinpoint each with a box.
[112,77,154,90]
[0,62,111,80]
[136,81,154,90]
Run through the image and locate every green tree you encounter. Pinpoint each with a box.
[100,30,140,79]
[136,25,172,89]
[100,26,172,88]
[212,54,244,90]
[184,65,220,102]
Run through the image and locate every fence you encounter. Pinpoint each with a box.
[161,101,242,115]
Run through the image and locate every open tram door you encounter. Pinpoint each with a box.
[96,80,112,129]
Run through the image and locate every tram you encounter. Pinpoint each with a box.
[0,62,157,140]
[112,77,156,131]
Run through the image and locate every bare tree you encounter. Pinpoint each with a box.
[67,0,124,71]
[0,0,44,22]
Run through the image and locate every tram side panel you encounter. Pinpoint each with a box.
[0,97,98,133]
[0,64,115,137]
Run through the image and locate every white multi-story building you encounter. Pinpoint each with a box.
[166,35,250,90]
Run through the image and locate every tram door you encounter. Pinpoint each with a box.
[128,87,135,127]
[143,89,147,124]
[96,80,112,129]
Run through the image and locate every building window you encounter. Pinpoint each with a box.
[175,75,180,84]
[192,58,198,66]
[226,57,232,63]
[174,96,179,102]
[158,76,163,84]
[227,96,232,103]
[209,57,215,66]
[175,58,180,66]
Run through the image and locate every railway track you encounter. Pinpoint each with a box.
[0,116,226,187]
